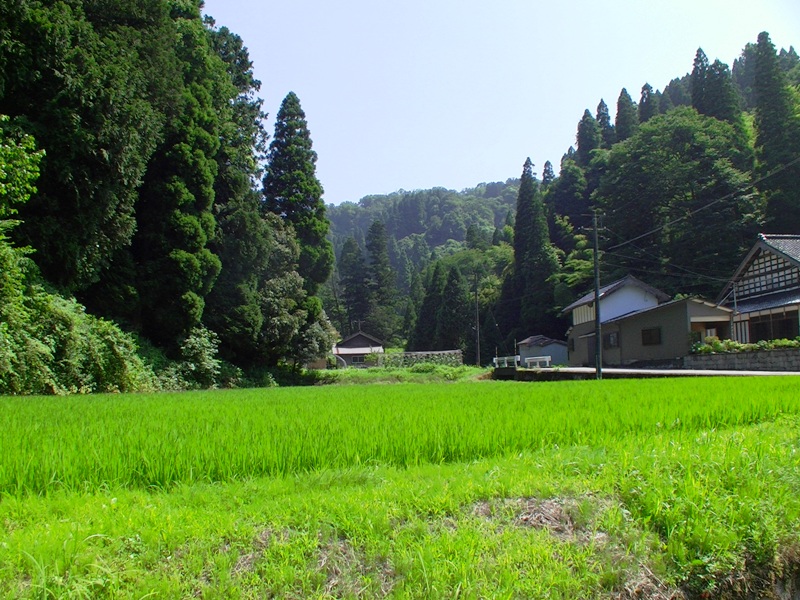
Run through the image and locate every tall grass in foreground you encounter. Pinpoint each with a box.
[1,377,799,496]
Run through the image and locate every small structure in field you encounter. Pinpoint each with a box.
[332,331,385,367]
[517,335,568,368]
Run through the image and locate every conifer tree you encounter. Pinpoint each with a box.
[338,236,371,335]
[596,99,616,148]
[576,109,601,166]
[541,161,556,187]
[754,31,800,232]
[615,88,639,142]
[638,83,659,123]
[691,48,710,115]
[434,267,471,351]
[263,92,334,295]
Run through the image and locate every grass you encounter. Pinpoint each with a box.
[1,377,800,597]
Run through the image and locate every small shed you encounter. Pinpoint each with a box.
[517,335,568,367]
[332,331,385,367]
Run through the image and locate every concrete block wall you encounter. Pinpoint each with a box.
[684,349,800,371]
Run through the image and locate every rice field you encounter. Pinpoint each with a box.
[2,377,800,598]
[1,377,799,497]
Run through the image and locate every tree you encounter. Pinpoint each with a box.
[753,31,800,233]
[615,88,639,142]
[638,83,659,123]
[541,161,556,187]
[263,92,333,295]
[128,8,226,350]
[434,267,471,351]
[576,109,601,166]
[5,0,175,291]
[691,48,710,116]
[364,220,400,341]
[596,107,762,297]
[407,262,446,351]
[596,99,616,148]
[338,237,371,335]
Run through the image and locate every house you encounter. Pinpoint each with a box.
[717,234,800,342]
[562,275,731,367]
[598,298,732,366]
[562,275,670,366]
[517,335,568,367]
[332,331,385,367]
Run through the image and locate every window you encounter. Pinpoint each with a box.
[641,327,662,346]
[350,355,365,365]
[603,332,619,349]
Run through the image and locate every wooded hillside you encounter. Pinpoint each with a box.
[325,36,800,362]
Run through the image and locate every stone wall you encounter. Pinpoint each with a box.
[376,350,463,368]
[683,349,800,372]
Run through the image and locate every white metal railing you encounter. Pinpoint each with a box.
[493,355,520,368]
[524,355,552,368]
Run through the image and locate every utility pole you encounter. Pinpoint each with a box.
[475,274,481,366]
[593,210,602,380]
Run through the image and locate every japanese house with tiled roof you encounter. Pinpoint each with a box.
[717,234,800,342]
[562,275,732,367]
[332,331,385,367]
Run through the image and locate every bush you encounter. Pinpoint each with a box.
[690,336,800,355]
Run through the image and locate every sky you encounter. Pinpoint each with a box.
[202,0,800,206]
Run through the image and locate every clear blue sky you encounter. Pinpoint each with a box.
[202,0,800,206]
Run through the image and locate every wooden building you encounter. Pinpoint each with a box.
[717,234,800,342]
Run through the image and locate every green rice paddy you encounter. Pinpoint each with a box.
[1,377,800,598]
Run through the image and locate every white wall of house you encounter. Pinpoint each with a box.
[572,285,662,326]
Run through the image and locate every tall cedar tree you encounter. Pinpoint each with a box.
[638,83,659,123]
[754,32,800,233]
[407,262,446,351]
[434,267,471,351]
[338,236,371,335]
[364,220,400,342]
[596,99,616,148]
[263,92,334,295]
[576,109,601,166]
[499,158,562,342]
[128,8,225,349]
[691,48,710,116]
[615,88,639,142]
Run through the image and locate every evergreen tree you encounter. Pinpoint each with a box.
[638,83,659,123]
[338,237,371,334]
[541,161,556,187]
[691,48,710,115]
[596,99,616,148]
[513,158,538,267]
[263,92,334,295]
[434,267,471,351]
[732,43,758,109]
[704,59,742,124]
[547,160,589,230]
[615,88,639,142]
[407,262,446,351]
[754,31,800,233]
[576,109,601,166]
[128,8,226,349]
[663,76,691,109]
[364,220,400,341]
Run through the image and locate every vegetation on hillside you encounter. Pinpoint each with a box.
[326,35,800,360]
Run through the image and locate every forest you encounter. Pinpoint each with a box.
[1,1,799,392]
[325,35,800,363]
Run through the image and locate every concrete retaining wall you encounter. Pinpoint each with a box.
[684,349,800,372]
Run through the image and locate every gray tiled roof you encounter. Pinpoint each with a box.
[561,275,670,314]
[728,289,800,314]
[760,234,800,263]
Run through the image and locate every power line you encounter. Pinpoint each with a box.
[607,154,800,251]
